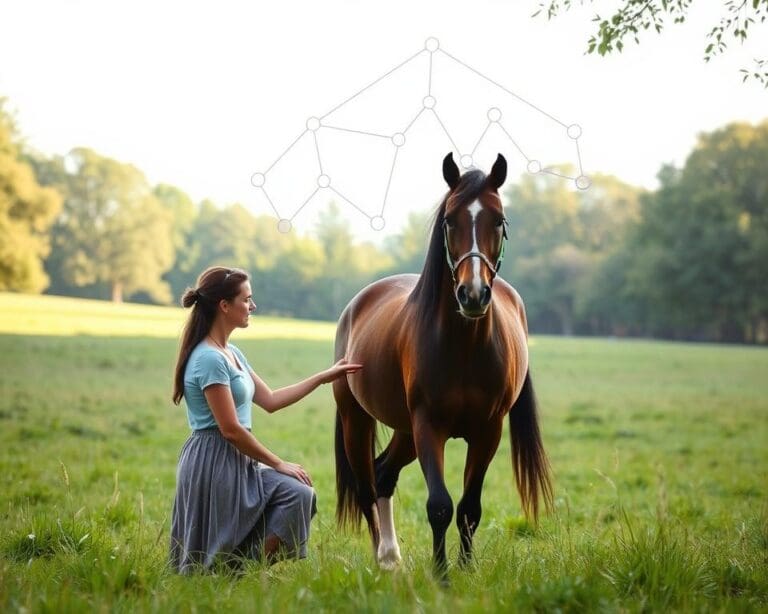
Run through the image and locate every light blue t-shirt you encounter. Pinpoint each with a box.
[183,341,256,430]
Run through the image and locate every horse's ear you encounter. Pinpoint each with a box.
[442,153,460,190]
[488,154,507,191]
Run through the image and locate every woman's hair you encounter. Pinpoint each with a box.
[172,266,250,404]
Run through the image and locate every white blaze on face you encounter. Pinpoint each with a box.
[376,496,402,569]
[467,201,484,297]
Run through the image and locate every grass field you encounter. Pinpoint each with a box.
[1,293,767,612]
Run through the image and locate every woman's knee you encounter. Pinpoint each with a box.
[296,483,316,515]
[300,483,315,504]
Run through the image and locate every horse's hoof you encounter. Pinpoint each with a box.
[377,545,402,570]
[457,553,475,571]
[435,570,451,589]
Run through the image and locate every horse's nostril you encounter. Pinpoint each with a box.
[481,286,491,306]
[457,285,469,305]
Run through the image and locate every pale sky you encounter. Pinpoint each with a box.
[2,0,766,243]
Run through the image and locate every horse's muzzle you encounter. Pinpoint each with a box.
[456,284,491,318]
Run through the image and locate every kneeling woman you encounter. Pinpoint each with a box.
[170,266,361,573]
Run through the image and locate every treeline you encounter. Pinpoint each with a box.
[504,121,768,344]
[1,97,766,343]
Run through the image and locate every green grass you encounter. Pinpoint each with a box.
[1,293,767,612]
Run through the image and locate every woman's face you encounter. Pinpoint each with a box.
[226,281,257,328]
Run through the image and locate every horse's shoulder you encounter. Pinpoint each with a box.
[494,277,525,310]
[494,277,529,333]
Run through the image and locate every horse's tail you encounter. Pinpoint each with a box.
[335,406,361,529]
[509,370,553,522]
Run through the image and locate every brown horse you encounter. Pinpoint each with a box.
[333,153,553,576]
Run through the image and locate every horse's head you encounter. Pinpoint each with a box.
[441,152,508,319]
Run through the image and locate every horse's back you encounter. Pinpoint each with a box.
[335,274,417,346]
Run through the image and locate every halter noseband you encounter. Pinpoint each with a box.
[443,217,508,283]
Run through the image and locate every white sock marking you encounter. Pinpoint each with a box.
[376,496,401,569]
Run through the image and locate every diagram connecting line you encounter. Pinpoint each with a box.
[251,36,590,233]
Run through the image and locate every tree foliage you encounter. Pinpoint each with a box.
[503,168,642,334]
[0,99,62,292]
[609,121,768,341]
[41,148,174,303]
[534,0,768,86]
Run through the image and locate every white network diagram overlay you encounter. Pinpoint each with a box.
[250,36,589,234]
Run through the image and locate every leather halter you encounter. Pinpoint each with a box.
[443,216,508,283]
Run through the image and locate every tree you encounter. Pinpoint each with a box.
[0,99,62,292]
[46,148,174,303]
[502,167,584,333]
[604,121,768,342]
[380,210,432,275]
[576,173,642,251]
[154,184,198,302]
[516,244,593,335]
[314,201,358,317]
[534,0,768,86]
[267,236,327,318]
[502,168,644,334]
[188,200,265,273]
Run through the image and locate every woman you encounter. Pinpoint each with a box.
[170,266,361,573]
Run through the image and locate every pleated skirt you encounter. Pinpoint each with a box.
[170,429,317,574]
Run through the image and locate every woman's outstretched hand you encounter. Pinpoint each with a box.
[274,461,313,486]
[318,357,363,384]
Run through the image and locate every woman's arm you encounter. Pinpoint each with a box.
[203,383,312,485]
[249,358,362,413]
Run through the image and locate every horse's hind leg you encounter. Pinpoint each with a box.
[374,430,416,569]
[456,417,503,567]
[334,377,380,552]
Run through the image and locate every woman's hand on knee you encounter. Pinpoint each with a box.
[274,461,313,486]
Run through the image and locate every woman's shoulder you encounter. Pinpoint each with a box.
[188,342,229,370]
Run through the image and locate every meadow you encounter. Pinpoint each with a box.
[0,293,766,612]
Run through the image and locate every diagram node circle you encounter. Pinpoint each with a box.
[487,107,502,122]
[250,172,266,188]
[567,124,582,139]
[527,160,542,174]
[391,133,406,147]
[422,95,436,110]
[306,117,321,132]
[317,174,331,188]
[425,37,440,53]
[277,219,292,233]
[575,175,591,190]
[371,216,386,231]
[460,154,474,169]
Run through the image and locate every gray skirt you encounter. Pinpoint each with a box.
[170,429,317,574]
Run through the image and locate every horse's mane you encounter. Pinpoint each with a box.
[407,169,488,325]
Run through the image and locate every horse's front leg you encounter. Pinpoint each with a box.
[457,418,503,568]
[413,415,452,579]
